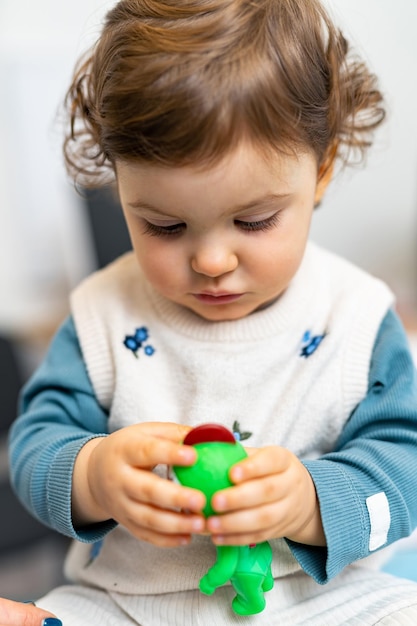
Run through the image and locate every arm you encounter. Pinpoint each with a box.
[289,308,417,582]
[9,317,206,547]
[8,316,114,543]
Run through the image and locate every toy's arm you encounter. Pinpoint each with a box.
[199,545,239,595]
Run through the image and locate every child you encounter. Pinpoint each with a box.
[9,0,417,623]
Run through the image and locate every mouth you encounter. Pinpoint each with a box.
[192,292,244,305]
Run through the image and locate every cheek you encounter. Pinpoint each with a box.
[255,228,308,286]
[135,241,183,291]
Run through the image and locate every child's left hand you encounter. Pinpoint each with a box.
[206,446,326,547]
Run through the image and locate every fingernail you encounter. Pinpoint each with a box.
[208,517,221,530]
[179,536,191,545]
[22,600,36,606]
[213,494,226,511]
[42,619,63,626]
[213,535,225,544]
[178,447,195,462]
[192,518,204,532]
[231,466,243,481]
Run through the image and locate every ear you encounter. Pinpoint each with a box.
[314,143,337,205]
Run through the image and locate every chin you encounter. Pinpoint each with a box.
[190,305,256,322]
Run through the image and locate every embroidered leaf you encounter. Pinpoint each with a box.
[232,420,252,442]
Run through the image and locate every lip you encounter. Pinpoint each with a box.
[192,292,244,305]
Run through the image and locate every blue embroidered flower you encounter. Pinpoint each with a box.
[124,336,140,352]
[134,327,149,343]
[300,329,326,358]
[123,326,155,358]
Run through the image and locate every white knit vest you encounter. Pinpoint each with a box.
[68,242,393,595]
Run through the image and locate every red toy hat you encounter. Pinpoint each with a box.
[183,424,236,446]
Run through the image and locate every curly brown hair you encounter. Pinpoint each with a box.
[63,0,385,186]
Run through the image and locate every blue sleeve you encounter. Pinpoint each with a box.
[8,316,117,542]
[288,308,417,583]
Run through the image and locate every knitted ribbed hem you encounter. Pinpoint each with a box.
[297,459,368,583]
[47,436,113,542]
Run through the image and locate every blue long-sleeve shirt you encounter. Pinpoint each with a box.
[8,309,417,584]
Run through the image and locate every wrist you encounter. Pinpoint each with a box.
[71,437,109,526]
[287,473,326,547]
[289,502,326,546]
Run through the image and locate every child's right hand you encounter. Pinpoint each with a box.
[71,422,207,547]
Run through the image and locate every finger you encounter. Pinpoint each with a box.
[123,465,206,512]
[125,501,206,537]
[0,598,58,625]
[208,501,278,537]
[133,422,192,444]
[122,428,196,468]
[211,474,286,513]
[229,446,291,483]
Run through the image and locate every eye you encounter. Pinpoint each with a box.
[142,221,186,237]
[235,212,280,232]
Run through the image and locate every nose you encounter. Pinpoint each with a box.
[191,241,238,277]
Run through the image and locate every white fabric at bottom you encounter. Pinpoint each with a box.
[37,566,417,626]
[376,604,417,625]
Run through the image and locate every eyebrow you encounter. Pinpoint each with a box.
[127,193,291,215]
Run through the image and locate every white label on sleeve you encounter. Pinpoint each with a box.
[366,492,391,551]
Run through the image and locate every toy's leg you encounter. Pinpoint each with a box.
[199,546,239,596]
[231,573,268,616]
[262,565,274,592]
[199,572,217,596]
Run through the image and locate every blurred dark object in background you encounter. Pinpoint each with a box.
[83,186,131,269]
[0,335,53,553]
[0,185,131,598]
[0,336,22,436]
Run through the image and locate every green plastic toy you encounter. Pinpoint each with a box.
[173,424,274,616]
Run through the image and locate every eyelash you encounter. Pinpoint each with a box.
[142,222,186,237]
[142,213,281,237]
[235,213,280,232]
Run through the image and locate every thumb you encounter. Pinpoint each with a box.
[0,598,61,626]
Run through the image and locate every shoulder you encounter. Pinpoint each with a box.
[371,308,416,388]
[70,251,151,334]
[69,253,147,408]
[307,243,392,293]
[297,244,396,413]
[71,252,140,304]
[303,242,394,315]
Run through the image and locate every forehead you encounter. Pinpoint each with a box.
[116,143,317,209]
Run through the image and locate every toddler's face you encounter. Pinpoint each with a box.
[116,143,320,321]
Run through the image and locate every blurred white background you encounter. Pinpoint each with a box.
[0,0,115,333]
[0,0,417,603]
[316,0,417,313]
[0,0,416,335]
